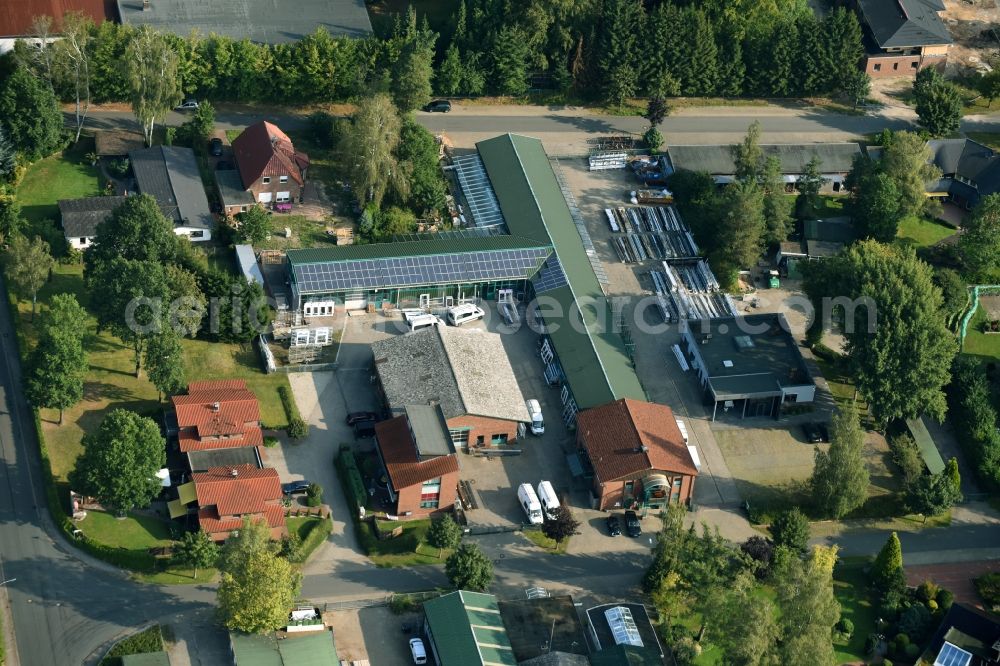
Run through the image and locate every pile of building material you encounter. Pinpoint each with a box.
[606,206,698,263]
[589,151,628,170]
[648,260,737,322]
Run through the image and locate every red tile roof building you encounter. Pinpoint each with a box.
[172,380,262,453]
[374,414,460,519]
[192,465,286,540]
[576,399,698,511]
[228,121,309,213]
[0,0,114,40]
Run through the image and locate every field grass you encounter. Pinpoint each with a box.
[833,558,877,665]
[811,195,847,219]
[896,215,956,249]
[522,528,569,554]
[962,305,1000,362]
[79,510,174,549]
[257,214,338,250]
[16,138,103,224]
[367,519,453,567]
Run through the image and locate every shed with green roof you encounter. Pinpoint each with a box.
[423,591,517,666]
[229,630,339,666]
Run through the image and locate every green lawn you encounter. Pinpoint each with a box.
[962,305,1000,362]
[366,519,453,567]
[80,510,174,549]
[522,528,569,554]
[257,214,338,250]
[812,195,846,219]
[896,215,957,249]
[833,558,877,665]
[287,515,332,564]
[16,138,103,224]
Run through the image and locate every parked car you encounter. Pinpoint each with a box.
[214,160,233,170]
[209,137,224,156]
[801,422,823,444]
[282,480,311,495]
[816,422,830,443]
[423,99,451,113]
[525,398,544,435]
[175,98,199,110]
[409,638,427,665]
[353,419,377,439]
[606,513,622,537]
[346,411,378,426]
[624,510,641,537]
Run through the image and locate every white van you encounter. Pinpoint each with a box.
[407,314,444,332]
[675,418,689,444]
[536,480,560,519]
[525,399,544,435]
[517,483,543,525]
[446,303,486,326]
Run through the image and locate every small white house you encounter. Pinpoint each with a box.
[58,196,129,250]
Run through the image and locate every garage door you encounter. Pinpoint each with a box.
[258,192,272,203]
[276,191,291,202]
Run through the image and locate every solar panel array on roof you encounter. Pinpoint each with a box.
[605,607,643,648]
[934,642,973,666]
[453,154,507,229]
[292,248,550,293]
[532,256,569,294]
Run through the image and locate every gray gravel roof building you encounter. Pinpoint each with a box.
[130,146,213,237]
[666,143,863,180]
[117,0,372,43]
[372,326,530,424]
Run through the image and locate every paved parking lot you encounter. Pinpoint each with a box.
[326,606,429,665]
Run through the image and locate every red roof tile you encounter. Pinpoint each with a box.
[0,0,113,38]
[197,505,286,538]
[172,382,261,450]
[232,121,308,190]
[577,399,698,482]
[179,428,263,452]
[187,379,250,391]
[375,416,459,489]
[193,465,282,516]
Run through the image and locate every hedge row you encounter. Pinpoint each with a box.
[949,358,1000,491]
[278,385,308,439]
[100,624,164,666]
[287,517,333,564]
[335,448,367,514]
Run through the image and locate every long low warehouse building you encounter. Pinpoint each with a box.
[284,134,646,424]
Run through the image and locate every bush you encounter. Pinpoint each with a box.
[917,579,941,603]
[740,536,775,579]
[277,384,302,426]
[937,588,955,611]
[893,633,910,655]
[264,436,279,448]
[643,126,664,153]
[287,417,308,440]
[905,643,920,658]
[927,599,938,611]
[306,483,323,507]
[280,531,302,558]
[671,636,700,665]
[335,449,367,516]
[811,343,842,364]
[101,625,164,665]
[976,572,1000,610]
[389,594,416,615]
[770,508,810,552]
[308,111,338,148]
[836,618,854,639]
[865,633,881,656]
[898,604,933,642]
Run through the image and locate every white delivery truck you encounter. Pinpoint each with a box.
[536,480,560,519]
[525,399,545,435]
[517,483,544,525]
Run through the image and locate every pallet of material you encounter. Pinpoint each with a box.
[635,189,673,204]
[589,152,628,170]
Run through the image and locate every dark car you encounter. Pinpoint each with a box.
[624,510,641,537]
[282,480,311,495]
[215,160,233,171]
[802,422,823,444]
[606,514,622,537]
[354,419,377,438]
[346,411,378,426]
[423,99,452,113]
[209,138,224,156]
[816,422,831,443]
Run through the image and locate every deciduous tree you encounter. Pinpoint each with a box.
[3,234,54,317]
[25,317,87,424]
[881,131,941,218]
[853,171,902,242]
[732,121,763,184]
[960,193,1000,281]
[125,26,181,146]
[217,518,302,633]
[541,505,581,543]
[774,546,841,666]
[810,405,870,519]
[54,11,95,143]
[914,68,962,137]
[906,460,963,518]
[339,94,403,208]
[761,155,793,245]
[445,543,493,591]
[427,514,462,551]
[172,530,219,578]
[235,205,272,245]
[85,194,177,274]
[145,327,185,401]
[770,508,810,552]
[705,571,779,665]
[979,69,1000,109]
[69,409,166,514]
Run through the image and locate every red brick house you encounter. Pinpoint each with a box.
[854,0,951,78]
[577,399,698,511]
[373,405,460,519]
[168,381,286,539]
[229,121,309,211]
[192,465,286,541]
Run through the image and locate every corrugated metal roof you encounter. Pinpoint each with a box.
[424,591,517,666]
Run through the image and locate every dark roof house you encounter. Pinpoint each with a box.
[58,196,128,241]
[856,0,951,49]
[129,145,213,240]
[926,138,1000,208]
[920,603,1000,666]
[117,0,372,42]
